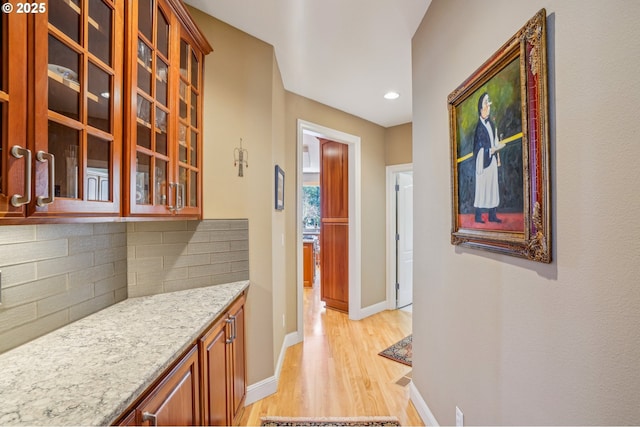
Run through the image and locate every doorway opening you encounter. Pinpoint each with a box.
[302,136,320,290]
[296,119,362,339]
[386,163,414,310]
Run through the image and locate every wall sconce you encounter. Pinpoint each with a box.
[233,138,248,177]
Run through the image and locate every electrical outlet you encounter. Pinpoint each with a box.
[282,314,286,328]
[455,406,464,427]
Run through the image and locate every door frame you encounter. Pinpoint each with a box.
[386,163,413,309]
[296,119,362,336]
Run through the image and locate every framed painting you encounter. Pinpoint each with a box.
[448,9,551,263]
[275,165,285,211]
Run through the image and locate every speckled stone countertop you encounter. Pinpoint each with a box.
[0,280,250,426]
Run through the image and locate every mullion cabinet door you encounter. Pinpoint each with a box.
[175,33,203,217]
[30,0,123,218]
[126,0,175,216]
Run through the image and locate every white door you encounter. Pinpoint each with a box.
[396,171,413,308]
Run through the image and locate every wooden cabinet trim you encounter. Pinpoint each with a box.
[166,0,213,55]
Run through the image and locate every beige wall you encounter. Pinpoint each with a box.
[385,122,412,165]
[412,0,640,424]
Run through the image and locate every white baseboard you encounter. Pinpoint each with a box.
[409,381,439,426]
[245,331,302,406]
[245,375,277,406]
[353,300,388,320]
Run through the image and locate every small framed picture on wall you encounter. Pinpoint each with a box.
[275,165,285,211]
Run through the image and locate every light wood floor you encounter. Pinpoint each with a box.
[239,283,423,426]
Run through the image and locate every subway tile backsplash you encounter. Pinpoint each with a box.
[127,219,249,297]
[0,223,127,354]
[0,219,249,355]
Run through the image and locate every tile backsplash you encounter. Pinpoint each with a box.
[0,219,249,355]
[127,219,249,297]
[0,223,127,354]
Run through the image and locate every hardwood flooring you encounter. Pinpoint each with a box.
[239,283,423,426]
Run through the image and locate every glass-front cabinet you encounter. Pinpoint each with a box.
[0,0,210,223]
[33,0,124,217]
[126,0,209,217]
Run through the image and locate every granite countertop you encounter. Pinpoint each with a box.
[0,280,250,426]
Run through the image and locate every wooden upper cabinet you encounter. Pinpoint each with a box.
[124,0,211,218]
[1,0,124,222]
[0,0,210,223]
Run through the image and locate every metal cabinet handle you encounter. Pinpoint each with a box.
[167,182,177,212]
[36,151,55,207]
[10,146,32,207]
[141,411,158,426]
[225,317,234,344]
[230,315,237,341]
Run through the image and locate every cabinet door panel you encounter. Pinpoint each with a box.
[200,317,230,426]
[127,0,174,216]
[231,303,247,421]
[174,34,202,217]
[136,345,200,426]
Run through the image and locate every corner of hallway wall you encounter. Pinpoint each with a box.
[270,48,293,373]
[185,5,278,387]
[385,122,413,166]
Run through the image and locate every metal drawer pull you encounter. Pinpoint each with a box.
[141,411,158,426]
[36,151,55,206]
[10,145,32,207]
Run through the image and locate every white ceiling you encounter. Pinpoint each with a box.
[184,0,431,128]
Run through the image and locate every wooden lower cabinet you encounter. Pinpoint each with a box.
[114,292,247,426]
[119,345,201,426]
[200,294,247,426]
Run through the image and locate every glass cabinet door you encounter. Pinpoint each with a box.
[32,0,123,216]
[177,35,203,215]
[129,0,173,215]
[0,12,28,220]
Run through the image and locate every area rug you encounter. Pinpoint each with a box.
[378,335,412,366]
[261,416,400,426]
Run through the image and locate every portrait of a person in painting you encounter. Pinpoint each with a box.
[473,92,505,223]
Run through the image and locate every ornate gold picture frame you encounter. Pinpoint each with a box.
[448,9,551,263]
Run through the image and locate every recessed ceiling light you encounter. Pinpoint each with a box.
[384,91,400,100]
